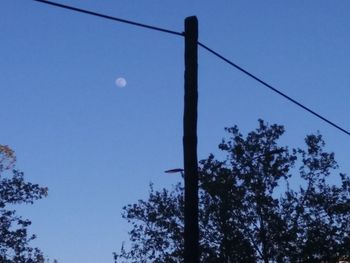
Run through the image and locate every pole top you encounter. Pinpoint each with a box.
[185,16,198,28]
[184,16,198,39]
[185,16,198,22]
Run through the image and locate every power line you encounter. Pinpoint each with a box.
[33,0,184,37]
[198,41,350,137]
[32,0,350,137]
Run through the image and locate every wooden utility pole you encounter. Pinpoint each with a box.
[183,16,199,263]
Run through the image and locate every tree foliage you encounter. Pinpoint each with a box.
[0,145,48,263]
[115,120,350,263]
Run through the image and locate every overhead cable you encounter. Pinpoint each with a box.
[33,0,350,136]
[33,0,184,37]
[198,41,350,136]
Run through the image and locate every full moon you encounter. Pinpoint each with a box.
[115,77,127,88]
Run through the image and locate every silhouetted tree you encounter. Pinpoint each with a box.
[0,145,48,263]
[281,134,350,263]
[115,120,350,262]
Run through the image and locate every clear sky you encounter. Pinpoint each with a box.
[1,1,350,262]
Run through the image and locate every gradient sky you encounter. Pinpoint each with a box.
[1,1,350,262]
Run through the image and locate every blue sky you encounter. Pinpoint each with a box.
[1,1,350,262]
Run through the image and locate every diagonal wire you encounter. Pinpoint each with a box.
[32,0,350,136]
[33,0,184,37]
[198,41,350,136]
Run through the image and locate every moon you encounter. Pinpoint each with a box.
[115,77,127,88]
